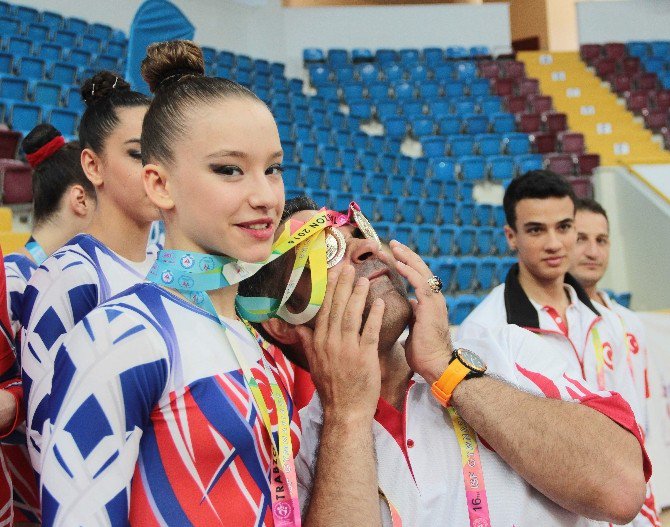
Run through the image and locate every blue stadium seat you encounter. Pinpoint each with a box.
[53,29,77,48]
[441,200,456,224]
[383,116,408,140]
[479,96,503,115]
[90,22,113,41]
[470,46,490,57]
[378,153,396,174]
[376,100,398,121]
[368,173,387,195]
[394,82,415,100]
[436,226,456,255]
[15,5,38,24]
[476,134,501,156]
[325,168,346,191]
[394,223,413,247]
[0,76,28,101]
[437,115,461,135]
[388,175,406,196]
[456,226,476,255]
[358,195,378,219]
[375,222,393,243]
[425,178,444,199]
[65,16,87,33]
[359,64,379,85]
[327,48,349,67]
[430,100,451,119]
[282,163,301,188]
[347,170,366,193]
[95,54,120,71]
[453,98,476,115]
[41,11,63,31]
[455,256,478,291]
[455,62,477,82]
[68,49,92,68]
[319,144,339,166]
[490,112,516,133]
[348,98,372,120]
[497,256,517,282]
[297,141,317,165]
[474,204,494,226]
[198,46,216,64]
[504,132,532,155]
[487,155,515,180]
[350,131,368,150]
[304,48,325,64]
[447,47,469,60]
[51,62,77,84]
[310,189,332,207]
[235,69,252,87]
[10,102,41,133]
[0,52,10,74]
[254,59,270,75]
[285,187,303,201]
[302,166,324,190]
[48,108,78,136]
[456,202,475,225]
[282,139,296,163]
[38,42,62,62]
[351,48,373,63]
[271,62,285,78]
[419,135,447,158]
[493,206,506,227]
[215,51,234,69]
[33,81,61,106]
[450,294,479,325]
[420,199,441,224]
[383,64,404,83]
[340,147,359,170]
[463,114,489,134]
[407,176,423,197]
[276,120,291,142]
[309,66,331,87]
[7,36,31,57]
[458,155,486,180]
[476,228,495,255]
[419,81,441,100]
[477,257,498,290]
[402,101,424,120]
[236,55,253,71]
[25,23,49,43]
[444,181,458,201]
[408,65,429,83]
[415,225,436,255]
[494,231,511,256]
[368,82,390,101]
[359,151,377,171]
[399,48,420,66]
[312,125,330,145]
[335,66,356,84]
[468,78,491,97]
[81,35,102,54]
[436,256,458,290]
[401,197,420,223]
[0,15,20,37]
[376,49,398,65]
[63,86,84,112]
[411,117,434,138]
[515,153,544,174]
[448,135,475,156]
[106,41,126,59]
[459,181,474,202]
[650,41,670,58]
[423,47,444,67]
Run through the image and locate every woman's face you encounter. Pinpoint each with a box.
[165,97,285,263]
[99,105,159,225]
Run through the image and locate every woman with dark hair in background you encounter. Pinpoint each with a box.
[2,124,95,525]
[20,71,158,480]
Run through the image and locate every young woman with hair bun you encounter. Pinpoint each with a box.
[20,71,158,479]
[1,123,95,525]
[37,39,307,526]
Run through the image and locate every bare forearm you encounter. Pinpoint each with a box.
[451,375,645,524]
[305,414,381,527]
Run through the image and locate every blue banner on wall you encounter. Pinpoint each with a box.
[125,0,195,94]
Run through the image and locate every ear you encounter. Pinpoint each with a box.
[504,224,517,251]
[261,317,301,346]
[81,148,103,188]
[144,163,175,211]
[67,184,94,218]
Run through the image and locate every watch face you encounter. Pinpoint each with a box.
[456,348,487,373]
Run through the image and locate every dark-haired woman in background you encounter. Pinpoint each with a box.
[20,71,158,480]
[2,124,95,525]
[38,40,323,526]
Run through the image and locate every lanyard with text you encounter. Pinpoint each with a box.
[591,326,607,391]
[25,236,47,265]
[615,314,635,380]
[447,407,492,527]
[227,321,301,526]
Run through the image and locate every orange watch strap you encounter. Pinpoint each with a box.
[431,358,471,407]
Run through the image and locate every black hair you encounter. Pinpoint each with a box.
[575,197,608,224]
[140,40,265,165]
[22,124,95,226]
[79,70,150,154]
[503,170,576,230]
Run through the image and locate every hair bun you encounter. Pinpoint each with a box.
[141,40,205,94]
[22,123,62,155]
[80,70,131,107]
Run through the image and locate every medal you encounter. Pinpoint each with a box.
[351,203,381,249]
[325,228,346,268]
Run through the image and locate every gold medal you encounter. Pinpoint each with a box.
[325,228,346,268]
[351,205,381,249]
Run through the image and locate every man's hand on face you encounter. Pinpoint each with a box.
[296,263,386,423]
[390,240,453,384]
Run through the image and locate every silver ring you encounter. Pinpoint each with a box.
[427,275,443,294]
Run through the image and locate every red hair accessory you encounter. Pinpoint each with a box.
[25,135,66,168]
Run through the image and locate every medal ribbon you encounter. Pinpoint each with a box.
[447,407,492,527]
[592,326,606,391]
[378,488,403,527]
[25,236,48,265]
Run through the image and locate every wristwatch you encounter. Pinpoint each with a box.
[431,348,487,407]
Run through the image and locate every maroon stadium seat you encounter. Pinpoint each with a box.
[478,61,500,79]
[576,153,601,176]
[621,57,640,75]
[558,132,585,154]
[654,90,670,111]
[493,78,514,97]
[502,60,525,79]
[517,78,539,96]
[528,95,553,114]
[604,42,626,60]
[0,130,21,160]
[643,108,668,132]
[580,44,603,65]
[0,159,33,204]
[635,72,658,91]
[542,112,568,132]
[595,59,617,78]
[610,74,632,94]
[517,112,542,133]
[568,175,594,199]
[625,90,650,113]
[544,153,574,176]
[530,132,557,154]
[504,96,527,114]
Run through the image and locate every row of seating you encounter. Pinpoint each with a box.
[1,101,78,136]
[303,47,493,67]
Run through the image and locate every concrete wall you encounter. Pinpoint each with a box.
[577,0,670,44]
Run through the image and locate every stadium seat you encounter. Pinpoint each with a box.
[304,48,325,64]
[542,112,568,132]
[576,153,600,176]
[421,135,446,157]
[0,129,20,159]
[459,181,474,202]
[476,134,501,155]
[503,133,532,155]
[479,96,503,115]
[348,98,373,120]
[517,112,542,133]
[69,49,92,68]
[456,226,476,255]
[456,202,475,226]
[488,155,515,180]
[476,228,495,255]
[368,82,390,101]
[431,157,457,181]
[450,295,479,325]
[443,80,465,98]
[458,155,486,180]
[463,114,489,134]
[33,81,61,106]
[0,15,20,37]
[10,102,40,135]
[41,11,64,31]
[559,132,585,154]
[376,100,398,121]
[474,204,494,226]
[490,113,516,133]
[48,108,78,137]
[528,95,553,114]
[384,64,404,83]
[515,153,544,174]
[7,36,32,57]
[477,257,498,290]
[497,256,517,282]
[384,116,408,140]
[455,256,478,291]
[545,153,575,176]
[25,23,49,43]
[494,230,510,255]
[531,132,557,154]
[0,52,11,74]
[50,62,77,84]
[438,116,461,135]
[394,82,415,100]
[0,76,28,102]
[448,135,475,156]
[420,199,441,224]
[302,166,324,190]
[336,66,356,84]
[81,35,102,54]
[435,257,458,291]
